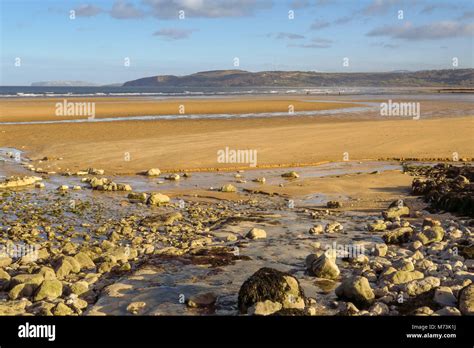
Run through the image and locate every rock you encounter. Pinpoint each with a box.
[308,224,323,235]
[382,199,410,220]
[186,292,217,308]
[37,267,56,280]
[221,184,237,193]
[458,284,474,315]
[145,168,161,176]
[386,270,424,285]
[87,168,104,175]
[0,299,31,315]
[434,307,461,316]
[69,281,89,296]
[248,300,282,316]
[53,302,74,316]
[0,256,12,268]
[165,173,180,181]
[325,222,343,233]
[373,243,388,257]
[368,220,387,232]
[57,185,69,191]
[393,259,414,271]
[369,302,389,316]
[128,192,148,203]
[405,277,441,296]
[34,280,63,301]
[335,276,375,308]
[281,171,299,179]
[35,182,45,189]
[413,306,434,316]
[0,269,11,289]
[413,226,445,245]
[0,176,42,189]
[327,201,342,209]
[55,259,73,279]
[147,193,170,206]
[307,252,340,280]
[433,287,457,307]
[253,177,266,183]
[246,228,267,240]
[127,301,146,314]
[9,273,44,288]
[422,218,441,228]
[9,283,35,300]
[73,252,96,270]
[238,267,306,314]
[383,227,413,244]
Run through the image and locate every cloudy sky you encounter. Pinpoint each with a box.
[1,0,473,85]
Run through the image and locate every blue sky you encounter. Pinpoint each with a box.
[1,0,473,85]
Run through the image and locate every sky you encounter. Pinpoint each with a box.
[0,0,473,85]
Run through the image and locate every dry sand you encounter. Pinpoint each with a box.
[0,97,472,174]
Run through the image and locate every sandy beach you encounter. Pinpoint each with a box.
[0,96,473,174]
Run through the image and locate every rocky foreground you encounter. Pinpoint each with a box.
[0,163,473,316]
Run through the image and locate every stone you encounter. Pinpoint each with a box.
[373,243,388,257]
[147,193,170,206]
[246,228,267,240]
[145,168,161,176]
[221,184,237,193]
[413,226,445,245]
[165,173,180,181]
[335,276,375,308]
[434,307,461,316]
[458,284,474,315]
[0,256,13,268]
[73,252,96,270]
[253,177,266,183]
[326,201,342,209]
[128,192,148,203]
[325,222,343,233]
[369,302,389,316]
[238,267,306,314]
[382,199,410,220]
[37,267,56,280]
[0,299,31,315]
[405,277,441,296]
[55,259,73,279]
[0,269,11,289]
[307,252,340,280]
[386,270,424,285]
[281,171,299,179]
[383,227,413,244]
[10,273,44,288]
[433,287,457,307]
[69,281,89,296]
[186,292,217,308]
[248,300,282,316]
[308,224,323,235]
[127,301,146,314]
[53,302,74,316]
[393,259,414,271]
[368,220,387,232]
[413,306,434,316]
[0,176,42,189]
[34,280,63,301]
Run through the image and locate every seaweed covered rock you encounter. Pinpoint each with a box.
[238,267,306,314]
[409,164,474,217]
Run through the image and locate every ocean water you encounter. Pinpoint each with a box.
[0,85,468,98]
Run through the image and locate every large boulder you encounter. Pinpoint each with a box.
[335,276,375,308]
[238,267,306,314]
[306,251,340,280]
[34,280,63,301]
